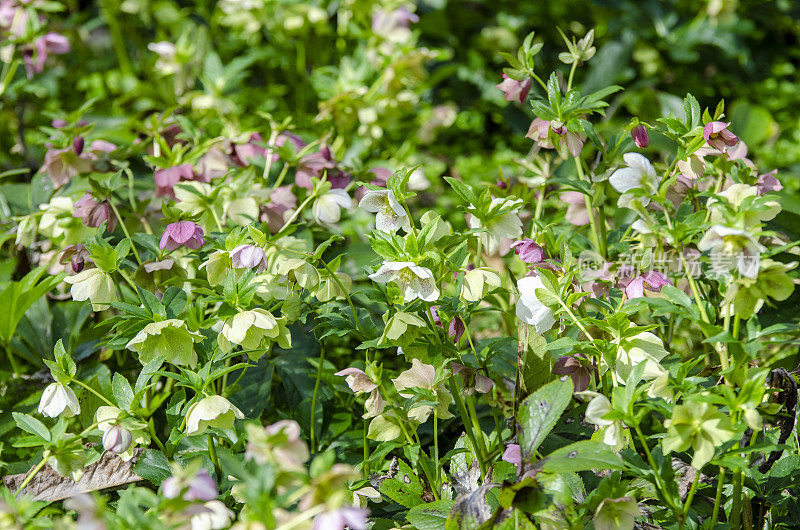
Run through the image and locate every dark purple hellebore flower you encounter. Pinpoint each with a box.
[631,125,650,148]
[160,221,205,251]
[552,355,591,392]
[60,244,91,273]
[448,316,465,344]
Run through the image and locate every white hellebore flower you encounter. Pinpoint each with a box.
[585,394,625,450]
[613,332,669,385]
[358,189,411,233]
[609,153,658,208]
[698,224,765,279]
[186,395,244,436]
[369,261,440,302]
[38,383,80,418]
[313,189,352,225]
[516,276,556,334]
[64,268,117,310]
[468,197,523,254]
[190,500,235,530]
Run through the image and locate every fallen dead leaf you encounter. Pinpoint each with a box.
[3,450,143,502]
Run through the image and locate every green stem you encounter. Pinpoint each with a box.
[277,194,315,236]
[634,426,679,513]
[566,61,578,92]
[433,410,440,494]
[731,469,743,527]
[73,379,116,407]
[449,377,487,479]
[109,201,142,266]
[710,467,726,527]
[363,418,370,479]
[14,453,49,498]
[309,342,325,452]
[100,0,133,76]
[574,158,605,258]
[5,342,20,378]
[148,420,167,452]
[681,470,702,520]
[207,434,221,478]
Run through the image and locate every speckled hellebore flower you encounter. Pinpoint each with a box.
[358,188,411,233]
[609,153,658,208]
[229,244,267,272]
[73,191,117,232]
[186,395,244,436]
[698,225,765,278]
[631,124,650,148]
[515,276,556,334]
[160,221,205,251]
[64,268,117,310]
[392,359,454,423]
[126,319,200,367]
[703,121,738,153]
[313,189,352,225]
[662,401,735,469]
[369,261,440,302]
[38,383,80,418]
[496,74,532,103]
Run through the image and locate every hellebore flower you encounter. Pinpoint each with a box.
[126,319,200,367]
[229,244,267,272]
[261,185,297,233]
[516,276,556,334]
[313,507,368,530]
[662,401,735,469]
[102,425,133,454]
[510,239,546,264]
[392,359,454,423]
[703,121,738,153]
[609,153,658,208]
[38,383,80,418]
[369,261,440,302]
[163,468,218,501]
[620,270,671,299]
[245,420,309,469]
[186,395,244,436]
[594,497,641,530]
[496,74,532,103]
[358,188,411,233]
[612,332,669,385]
[295,146,351,190]
[585,394,626,449]
[526,118,561,149]
[757,170,782,196]
[631,125,650,148]
[335,368,384,418]
[190,501,234,530]
[698,225,765,278]
[561,191,591,226]
[449,316,465,344]
[73,192,117,232]
[709,183,780,228]
[468,197,523,255]
[24,32,70,78]
[231,133,268,166]
[65,268,117,310]
[154,163,194,197]
[461,268,501,302]
[502,443,522,471]
[160,221,205,251]
[41,146,93,188]
[59,244,91,273]
[217,309,291,357]
[451,362,493,395]
[313,189,352,225]
[552,355,591,392]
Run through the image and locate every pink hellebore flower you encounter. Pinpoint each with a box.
[295,146,351,190]
[429,305,442,327]
[334,368,377,393]
[510,239,546,264]
[313,507,368,530]
[354,167,392,202]
[154,163,194,198]
[261,185,297,233]
[451,362,493,395]
[703,121,738,153]
[526,118,560,149]
[24,32,70,78]
[496,74,532,104]
[230,244,267,272]
[757,169,782,196]
[560,131,584,158]
[162,469,217,501]
[160,221,205,251]
[41,146,93,188]
[561,191,591,226]
[502,443,522,471]
[231,133,268,166]
[620,271,671,299]
[631,125,650,148]
[73,191,117,232]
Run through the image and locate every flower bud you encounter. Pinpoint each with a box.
[448,316,465,344]
[102,425,132,454]
[73,136,85,155]
[631,125,649,148]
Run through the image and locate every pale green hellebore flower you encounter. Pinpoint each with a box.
[392,358,454,423]
[126,319,200,367]
[186,395,244,436]
[201,250,232,287]
[468,197,523,254]
[217,309,291,359]
[662,401,735,469]
[65,268,117,311]
[461,268,501,302]
[584,394,626,450]
[593,497,640,530]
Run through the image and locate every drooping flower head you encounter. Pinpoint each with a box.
[154,163,194,197]
[38,383,80,418]
[510,239,546,264]
[496,74,532,104]
[313,189,352,226]
[608,153,658,208]
[358,188,411,233]
[369,261,440,302]
[186,395,244,436]
[703,121,738,153]
[229,244,267,272]
[515,276,556,334]
[160,221,205,251]
[73,191,117,232]
[698,225,764,278]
